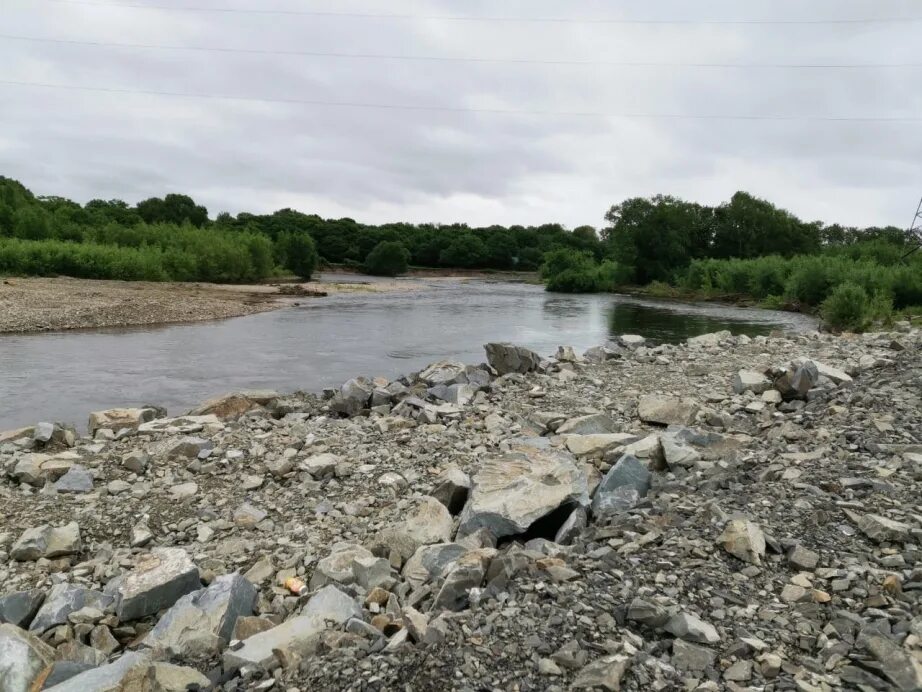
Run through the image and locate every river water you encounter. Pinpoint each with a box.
[0,277,817,431]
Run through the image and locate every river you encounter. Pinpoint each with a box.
[0,277,817,430]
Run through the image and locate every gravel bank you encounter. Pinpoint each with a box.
[0,327,919,690]
[0,276,424,334]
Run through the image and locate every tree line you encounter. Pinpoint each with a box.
[0,176,603,281]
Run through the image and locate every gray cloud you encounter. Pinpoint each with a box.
[1,0,919,228]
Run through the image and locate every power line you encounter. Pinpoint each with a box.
[2,78,919,122]
[34,0,922,25]
[3,34,919,69]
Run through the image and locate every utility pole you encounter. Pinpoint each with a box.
[901,196,922,260]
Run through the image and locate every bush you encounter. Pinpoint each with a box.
[363,241,410,277]
[276,231,319,280]
[821,283,870,331]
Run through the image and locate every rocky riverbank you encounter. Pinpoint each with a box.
[0,327,920,691]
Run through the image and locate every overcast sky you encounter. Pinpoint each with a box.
[2,0,920,229]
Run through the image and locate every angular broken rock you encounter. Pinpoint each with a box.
[402,543,468,589]
[854,513,911,543]
[87,407,162,435]
[377,496,453,562]
[110,548,200,622]
[484,342,541,375]
[143,573,257,659]
[329,378,374,417]
[591,455,651,517]
[431,468,471,515]
[11,522,81,561]
[311,543,374,589]
[52,465,94,494]
[188,390,277,419]
[430,551,490,612]
[732,370,772,395]
[30,584,113,634]
[571,654,631,691]
[0,590,45,629]
[0,622,55,692]
[718,518,766,565]
[418,360,468,386]
[637,396,699,426]
[458,446,589,540]
[556,413,619,436]
[665,612,721,644]
[672,639,716,673]
[42,651,148,692]
[223,585,360,671]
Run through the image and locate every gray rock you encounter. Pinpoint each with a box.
[854,513,911,543]
[572,654,631,691]
[484,343,541,375]
[775,360,819,400]
[0,590,45,628]
[223,585,360,671]
[591,455,651,517]
[672,639,716,672]
[787,544,819,570]
[143,573,257,659]
[617,334,646,349]
[122,450,150,474]
[431,468,471,515]
[665,612,721,644]
[637,396,699,426]
[30,584,113,634]
[110,547,200,622]
[43,651,149,692]
[732,369,772,394]
[428,383,476,406]
[151,436,213,459]
[52,465,94,494]
[377,496,453,562]
[330,377,374,417]
[38,662,96,689]
[556,413,619,436]
[554,507,587,545]
[0,623,55,692]
[418,360,468,386]
[351,556,392,590]
[402,543,468,588]
[627,597,669,628]
[11,522,81,561]
[458,446,589,540]
[311,543,374,589]
[431,553,488,612]
[865,633,922,691]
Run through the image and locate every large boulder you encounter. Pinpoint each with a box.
[556,413,619,436]
[458,446,589,540]
[188,391,278,420]
[418,361,468,386]
[637,396,699,426]
[109,548,201,622]
[0,590,45,629]
[591,455,651,517]
[484,343,541,375]
[330,378,374,417]
[0,623,55,692]
[30,584,113,634]
[11,522,81,561]
[773,360,819,401]
[87,407,163,435]
[223,585,360,671]
[142,573,257,659]
[376,496,453,562]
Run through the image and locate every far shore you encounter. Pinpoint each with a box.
[0,271,536,335]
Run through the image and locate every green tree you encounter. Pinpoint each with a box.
[276,231,319,279]
[364,241,410,276]
[439,234,488,268]
[12,207,51,240]
[136,194,208,227]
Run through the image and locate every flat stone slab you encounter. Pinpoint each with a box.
[110,548,200,622]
